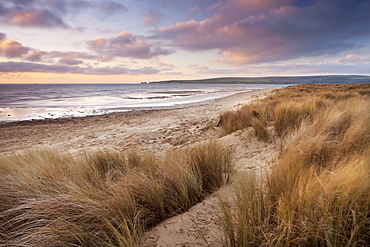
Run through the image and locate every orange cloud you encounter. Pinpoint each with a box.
[0,39,30,58]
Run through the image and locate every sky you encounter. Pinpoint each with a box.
[0,0,370,84]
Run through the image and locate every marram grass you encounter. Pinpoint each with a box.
[0,142,232,246]
[219,83,370,246]
[219,83,370,141]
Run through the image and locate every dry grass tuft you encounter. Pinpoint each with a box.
[218,83,370,142]
[219,103,270,139]
[273,99,321,137]
[0,142,232,246]
[219,83,370,246]
[188,141,233,193]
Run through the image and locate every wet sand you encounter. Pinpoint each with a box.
[0,88,274,156]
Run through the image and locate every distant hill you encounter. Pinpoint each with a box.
[146,75,370,85]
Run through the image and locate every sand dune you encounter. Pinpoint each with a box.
[0,88,276,246]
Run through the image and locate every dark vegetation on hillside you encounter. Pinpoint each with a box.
[147,75,370,85]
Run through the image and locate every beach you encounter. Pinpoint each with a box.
[0,87,279,246]
[0,88,275,156]
[1,84,368,246]
[1,88,278,246]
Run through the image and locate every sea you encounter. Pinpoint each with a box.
[0,83,284,123]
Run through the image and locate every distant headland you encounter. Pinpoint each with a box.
[144,75,370,85]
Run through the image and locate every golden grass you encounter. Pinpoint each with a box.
[273,99,321,137]
[219,103,270,140]
[219,83,370,141]
[219,83,370,246]
[0,142,232,246]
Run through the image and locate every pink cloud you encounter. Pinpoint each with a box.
[88,31,173,59]
[0,34,110,66]
[26,50,48,61]
[24,48,116,64]
[6,9,69,28]
[0,32,163,75]
[340,53,370,64]
[88,37,108,50]
[207,2,223,11]
[143,8,166,25]
[155,0,370,65]
[0,39,30,58]
[156,16,242,50]
[0,0,127,29]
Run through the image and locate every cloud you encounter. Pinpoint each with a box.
[30,50,114,64]
[0,34,112,65]
[190,64,209,70]
[0,35,80,63]
[157,61,175,69]
[96,1,128,16]
[339,53,370,64]
[45,0,128,15]
[88,31,173,59]
[145,0,222,13]
[0,39,31,58]
[0,1,69,28]
[0,33,6,41]
[155,0,370,65]
[6,9,69,28]
[0,0,127,29]
[134,66,161,75]
[0,61,83,74]
[0,61,160,75]
[270,61,370,75]
[0,32,162,76]
[143,8,166,25]
[58,58,84,66]
[46,51,97,60]
[10,0,37,6]
[25,51,49,61]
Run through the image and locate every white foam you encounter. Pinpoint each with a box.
[0,84,272,123]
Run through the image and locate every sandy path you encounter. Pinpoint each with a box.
[144,130,277,246]
[0,87,277,246]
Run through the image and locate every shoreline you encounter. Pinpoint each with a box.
[0,90,253,125]
[1,83,272,124]
[0,88,276,156]
[0,88,274,126]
